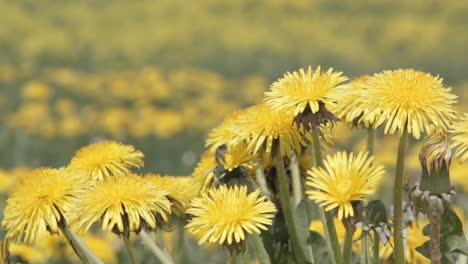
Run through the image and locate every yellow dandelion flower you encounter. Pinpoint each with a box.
[2,168,83,244]
[265,66,349,116]
[358,69,457,139]
[205,109,245,150]
[450,113,468,162]
[186,185,276,246]
[333,75,376,127]
[230,103,310,158]
[66,234,117,263]
[9,243,50,263]
[69,140,144,181]
[71,174,171,235]
[145,174,200,216]
[306,152,384,219]
[192,150,216,192]
[219,143,257,172]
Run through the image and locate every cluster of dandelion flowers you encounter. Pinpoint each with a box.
[230,103,310,158]
[186,185,276,249]
[358,69,457,139]
[2,168,83,244]
[306,151,384,219]
[450,113,468,162]
[71,174,171,236]
[265,66,349,116]
[69,140,144,181]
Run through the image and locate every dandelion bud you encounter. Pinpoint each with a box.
[419,127,452,195]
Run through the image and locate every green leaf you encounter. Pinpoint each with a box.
[366,200,388,225]
[294,199,316,263]
[416,209,468,261]
[309,231,331,264]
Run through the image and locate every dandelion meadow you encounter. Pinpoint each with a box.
[1,1,468,264]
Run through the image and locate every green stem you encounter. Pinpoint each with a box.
[243,248,251,264]
[252,233,271,264]
[372,232,380,264]
[290,151,303,207]
[276,151,307,264]
[367,128,374,157]
[123,236,138,264]
[361,233,370,264]
[230,253,238,264]
[311,127,342,264]
[59,224,103,264]
[429,200,442,264]
[255,162,271,199]
[393,128,408,264]
[342,223,355,264]
[140,230,174,264]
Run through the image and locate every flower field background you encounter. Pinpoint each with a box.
[0,1,468,263]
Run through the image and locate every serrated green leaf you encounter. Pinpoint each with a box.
[366,200,388,225]
[294,199,316,263]
[416,209,468,261]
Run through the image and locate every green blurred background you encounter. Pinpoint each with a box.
[1,0,467,175]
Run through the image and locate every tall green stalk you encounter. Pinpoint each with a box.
[255,162,272,199]
[393,128,408,264]
[140,230,174,264]
[366,127,380,264]
[252,233,271,264]
[342,224,355,264]
[59,224,103,264]
[290,151,303,207]
[123,236,138,264]
[367,127,374,157]
[311,127,342,264]
[276,151,307,264]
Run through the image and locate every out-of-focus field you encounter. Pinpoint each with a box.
[0,1,467,262]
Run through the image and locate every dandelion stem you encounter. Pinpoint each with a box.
[230,253,238,264]
[243,247,251,264]
[311,126,342,264]
[342,221,355,264]
[372,232,380,264]
[367,128,374,157]
[360,232,370,264]
[252,233,271,264]
[255,162,271,199]
[429,206,442,264]
[123,235,138,264]
[393,128,408,264]
[290,151,303,207]
[59,223,103,264]
[276,151,307,264]
[140,230,174,264]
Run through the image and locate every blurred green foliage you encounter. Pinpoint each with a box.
[0,0,467,175]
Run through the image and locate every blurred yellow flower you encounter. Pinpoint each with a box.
[22,81,52,100]
[2,168,83,244]
[380,218,429,264]
[359,69,457,139]
[68,140,144,181]
[307,152,384,219]
[9,243,51,263]
[265,66,349,116]
[205,109,245,150]
[71,174,171,235]
[450,113,468,162]
[186,186,276,246]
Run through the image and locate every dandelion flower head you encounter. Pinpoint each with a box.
[69,140,144,181]
[450,113,468,162]
[265,66,349,116]
[186,185,276,246]
[71,174,171,235]
[2,168,83,244]
[359,69,457,139]
[307,151,384,219]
